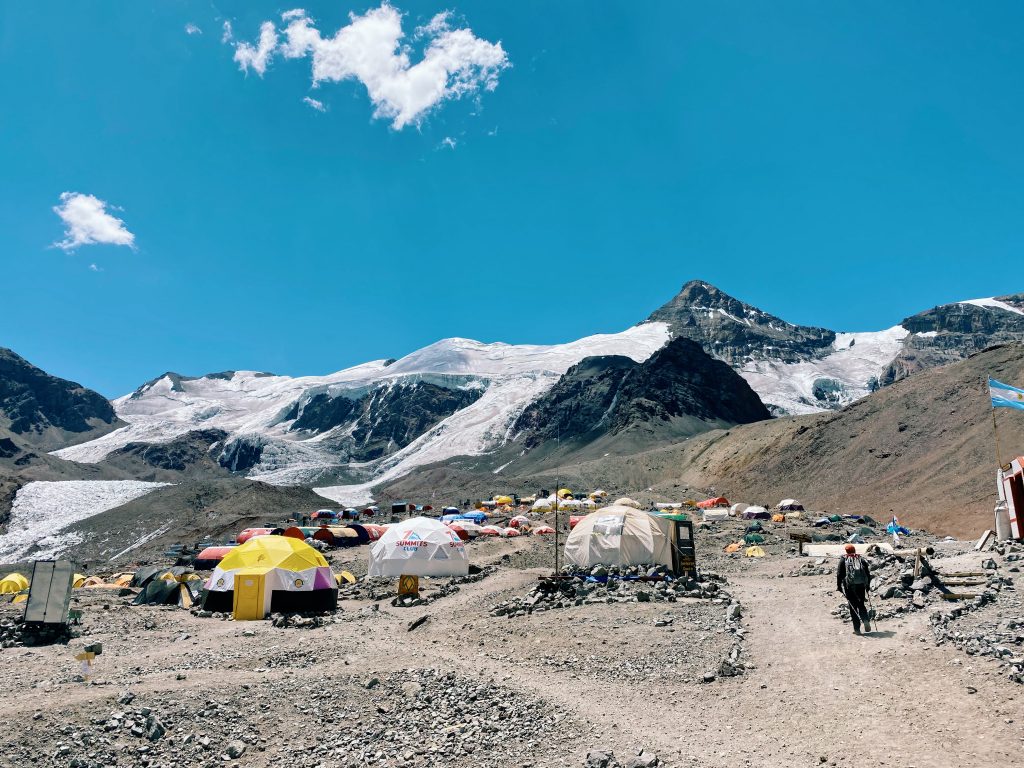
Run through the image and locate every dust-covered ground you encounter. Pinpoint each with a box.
[1,519,1023,768]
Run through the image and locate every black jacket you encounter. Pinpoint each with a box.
[837,554,871,592]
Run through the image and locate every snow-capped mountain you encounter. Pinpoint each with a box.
[44,281,1024,503]
[648,281,1024,415]
[53,324,672,501]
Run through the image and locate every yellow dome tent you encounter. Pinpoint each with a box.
[72,573,87,588]
[204,536,336,620]
[0,573,29,594]
[558,489,574,499]
[494,495,514,505]
[745,546,766,558]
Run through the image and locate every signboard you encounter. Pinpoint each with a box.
[24,560,74,624]
[671,520,697,579]
[398,575,420,597]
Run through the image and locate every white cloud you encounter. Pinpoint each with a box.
[222,20,234,43]
[303,96,326,111]
[89,263,101,272]
[416,11,451,37]
[234,21,278,75]
[185,22,202,35]
[232,3,509,129]
[440,136,457,149]
[52,192,136,251]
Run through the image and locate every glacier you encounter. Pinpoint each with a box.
[0,480,171,562]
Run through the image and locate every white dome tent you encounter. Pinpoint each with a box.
[778,499,804,511]
[563,506,674,569]
[614,497,642,509]
[367,517,469,578]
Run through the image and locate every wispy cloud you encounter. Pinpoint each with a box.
[185,22,202,35]
[222,20,234,43]
[303,96,326,112]
[52,192,136,251]
[440,136,457,150]
[89,263,102,272]
[234,21,278,76]
[230,4,509,129]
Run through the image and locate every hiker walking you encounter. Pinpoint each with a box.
[837,543,872,634]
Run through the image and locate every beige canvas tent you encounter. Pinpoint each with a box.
[562,506,673,569]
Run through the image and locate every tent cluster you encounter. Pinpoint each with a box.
[133,566,204,608]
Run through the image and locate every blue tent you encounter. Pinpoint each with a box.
[458,510,487,524]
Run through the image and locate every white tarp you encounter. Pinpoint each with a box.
[368,516,469,577]
[562,506,673,568]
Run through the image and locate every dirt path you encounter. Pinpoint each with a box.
[388,556,1024,767]
[710,561,1022,767]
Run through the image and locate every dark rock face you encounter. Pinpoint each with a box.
[291,393,359,432]
[881,296,1024,385]
[606,337,772,432]
[347,383,482,462]
[513,337,770,448]
[110,429,228,472]
[512,356,638,448]
[289,381,483,463]
[219,435,266,472]
[647,280,835,365]
[0,348,117,446]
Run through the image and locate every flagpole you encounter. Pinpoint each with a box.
[987,377,1005,470]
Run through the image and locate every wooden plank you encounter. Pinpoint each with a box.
[975,530,994,551]
[940,593,981,601]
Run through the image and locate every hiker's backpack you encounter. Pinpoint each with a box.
[844,554,869,587]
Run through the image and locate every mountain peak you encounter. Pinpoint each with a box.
[647,280,835,366]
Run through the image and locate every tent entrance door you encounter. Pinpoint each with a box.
[233,573,267,620]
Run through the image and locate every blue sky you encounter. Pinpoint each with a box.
[1,1,1022,396]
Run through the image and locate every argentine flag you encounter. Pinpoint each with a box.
[989,378,1024,410]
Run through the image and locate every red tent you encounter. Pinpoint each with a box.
[696,497,729,509]
[193,546,234,569]
[236,527,275,544]
[446,523,470,541]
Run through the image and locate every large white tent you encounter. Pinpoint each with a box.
[367,517,469,578]
[563,506,673,569]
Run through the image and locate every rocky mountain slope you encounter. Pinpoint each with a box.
[0,348,120,450]
[510,337,770,458]
[648,280,836,365]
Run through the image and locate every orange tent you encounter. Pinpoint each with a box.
[696,497,729,509]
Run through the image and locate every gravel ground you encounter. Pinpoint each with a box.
[1,525,1023,768]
